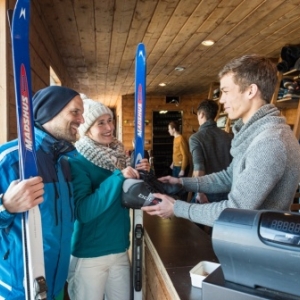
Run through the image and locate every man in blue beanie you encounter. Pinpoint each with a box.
[0,86,84,299]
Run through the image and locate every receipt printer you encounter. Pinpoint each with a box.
[212,208,300,297]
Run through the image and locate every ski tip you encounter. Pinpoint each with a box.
[136,43,146,55]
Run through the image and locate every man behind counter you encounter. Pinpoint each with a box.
[142,54,300,227]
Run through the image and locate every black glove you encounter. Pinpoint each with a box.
[138,170,166,193]
[138,170,184,195]
[122,171,187,209]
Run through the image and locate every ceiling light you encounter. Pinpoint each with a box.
[175,66,185,72]
[201,40,215,46]
[159,83,166,86]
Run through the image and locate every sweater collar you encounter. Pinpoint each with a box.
[232,104,281,135]
[231,104,286,155]
[199,119,216,131]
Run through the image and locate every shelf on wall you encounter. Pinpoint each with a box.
[276,98,300,109]
[283,69,300,76]
[273,60,300,140]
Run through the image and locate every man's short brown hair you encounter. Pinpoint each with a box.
[218,54,277,103]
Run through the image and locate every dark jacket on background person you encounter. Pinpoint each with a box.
[189,119,232,202]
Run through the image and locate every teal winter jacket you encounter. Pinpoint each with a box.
[69,153,130,258]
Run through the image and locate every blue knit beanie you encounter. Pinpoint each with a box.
[33,86,79,125]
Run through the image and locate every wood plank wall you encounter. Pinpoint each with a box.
[144,233,181,300]
[0,1,8,143]
[144,245,174,300]
[1,0,207,148]
[3,1,298,147]
[2,0,73,143]
[120,93,208,152]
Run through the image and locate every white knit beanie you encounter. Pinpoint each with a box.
[79,98,113,137]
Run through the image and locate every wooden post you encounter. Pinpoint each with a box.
[0,1,9,143]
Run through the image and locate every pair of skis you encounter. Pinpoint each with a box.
[10,4,145,298]
[132,43,147,300]
[9,0,47,299]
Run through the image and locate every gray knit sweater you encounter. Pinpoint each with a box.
[174,104,300,226]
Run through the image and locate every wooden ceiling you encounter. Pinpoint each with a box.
[39,0,300,107]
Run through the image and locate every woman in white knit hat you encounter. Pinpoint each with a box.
[67,96,150,300]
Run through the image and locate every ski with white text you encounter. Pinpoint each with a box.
[132,43,147,300]
[9,0,47,299]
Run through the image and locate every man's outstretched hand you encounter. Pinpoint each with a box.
[141,193,176,219]
[158,175,182,185]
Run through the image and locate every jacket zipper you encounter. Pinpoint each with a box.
[66,180,74,222]
[53,182,59,226]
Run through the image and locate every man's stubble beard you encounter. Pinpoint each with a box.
[53,126,77,143]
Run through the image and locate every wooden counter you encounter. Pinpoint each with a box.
[143,214,218,300]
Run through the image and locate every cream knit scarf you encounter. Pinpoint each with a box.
[75,135,127,171]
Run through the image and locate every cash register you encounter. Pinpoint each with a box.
[202,208,300,300]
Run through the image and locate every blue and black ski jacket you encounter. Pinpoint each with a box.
[0,127,76,299]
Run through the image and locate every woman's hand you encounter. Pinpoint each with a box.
[122,166,140,179]
[135,158,150,172]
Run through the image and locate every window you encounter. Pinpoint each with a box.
[50,66,61,86]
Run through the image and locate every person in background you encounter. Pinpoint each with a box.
[168,121,190,177]
[0,86,84,300]
[67,97,150,300]
[142,54,300,227]
[189,99,232,204]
